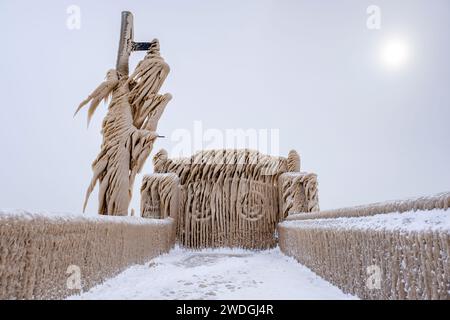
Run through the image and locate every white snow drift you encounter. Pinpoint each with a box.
[69,246,355,300]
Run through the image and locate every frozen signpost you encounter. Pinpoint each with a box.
[116,11,153,75]
[75,11,172,216]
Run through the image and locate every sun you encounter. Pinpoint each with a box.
[380,38,410,70]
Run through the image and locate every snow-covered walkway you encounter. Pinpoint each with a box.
[69,247,355,300]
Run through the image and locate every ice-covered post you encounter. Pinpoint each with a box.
[116,11,153,75]
[75,11,172,216]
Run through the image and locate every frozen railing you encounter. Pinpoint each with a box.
[0,210,176,299]
[286,191,450,221]
[278,193,450,300]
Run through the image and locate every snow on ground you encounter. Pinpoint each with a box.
[68,246,356,300]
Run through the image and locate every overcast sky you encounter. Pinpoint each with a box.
[0,0,449,214]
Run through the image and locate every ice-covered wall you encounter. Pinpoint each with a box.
[143,149,320,249]
[0,210,176,299]
[278,201,450,300]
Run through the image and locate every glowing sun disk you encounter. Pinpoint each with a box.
[380,38,410,69]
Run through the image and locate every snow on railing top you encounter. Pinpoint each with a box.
[280,209,450,232]
[0,209,173,225]
[285,191,450,221]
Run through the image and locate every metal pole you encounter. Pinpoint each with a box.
[116,11,134,75]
